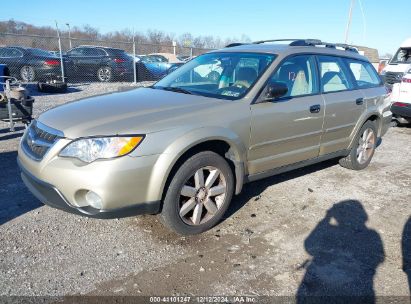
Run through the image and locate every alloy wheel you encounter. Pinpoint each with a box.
[356,127,376,164]
[21,66,35,82]
[97,67,112,82]
[179,166,227,226]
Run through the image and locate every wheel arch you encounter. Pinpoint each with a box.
[146,128,247,208]
[349,112,381,149]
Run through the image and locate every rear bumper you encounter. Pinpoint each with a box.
[36,66,62,79]
[391,103,411,119]
[17,157,161,219]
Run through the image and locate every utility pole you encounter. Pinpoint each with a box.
[55,21,65,82]
[66,23,72,49]
[345,0,355,44]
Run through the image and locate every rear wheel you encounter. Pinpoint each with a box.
[20,66,35,82]
[160,151,234,235]
[339,121,377,170]
[97,66,113,82]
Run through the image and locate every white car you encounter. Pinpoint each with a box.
[390,70,411,124]
[381,38,411,88]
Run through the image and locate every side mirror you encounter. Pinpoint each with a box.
[264,81,288,101]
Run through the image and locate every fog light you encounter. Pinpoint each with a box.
[85,191,103,209]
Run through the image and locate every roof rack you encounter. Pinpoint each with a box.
[225,43,246,48]
[225,39,359,53]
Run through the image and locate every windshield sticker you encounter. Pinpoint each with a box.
[221,90,240,97]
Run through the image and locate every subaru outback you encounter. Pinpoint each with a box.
[18,39,392,235]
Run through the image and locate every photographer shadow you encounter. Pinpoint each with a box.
[297,200,385,304]
[402,216,411,294]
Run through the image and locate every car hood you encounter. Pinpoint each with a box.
[38,87,226,138]
[385,63,411,73]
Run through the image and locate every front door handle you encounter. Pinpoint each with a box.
[309,104,321,113]
[356,98,364,105]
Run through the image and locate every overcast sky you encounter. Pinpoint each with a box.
[1,0,410,55]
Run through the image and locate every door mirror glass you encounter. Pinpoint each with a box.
[264,81,288,100]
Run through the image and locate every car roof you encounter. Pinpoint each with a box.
[210,40,369,61]
[3,46,28,50]
[75,45,125,52]
[2,46,49,53]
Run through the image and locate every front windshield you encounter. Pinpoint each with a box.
[390,47,411,64]
[154,52,276,100]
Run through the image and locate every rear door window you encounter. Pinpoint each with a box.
[69,48,84,56]
[82,48,104,57]
[345,59,382,88]
[2,48,23,58]
[0,48,7,58]
[318,56,354,93]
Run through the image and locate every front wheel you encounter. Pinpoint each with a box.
[160,151,234,235]
[339,121,377,170]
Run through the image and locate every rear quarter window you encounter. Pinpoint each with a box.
[345,59,382,88]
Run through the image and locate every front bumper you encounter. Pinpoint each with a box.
[17,138,162,218]
[18,159,160,218]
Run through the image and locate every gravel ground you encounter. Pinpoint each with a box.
[0,82,410,300]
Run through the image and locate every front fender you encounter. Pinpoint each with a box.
[146,127,247,203]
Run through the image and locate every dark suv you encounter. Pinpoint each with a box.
[65,46,133,82]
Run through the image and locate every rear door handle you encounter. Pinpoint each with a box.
[310,104,321,113]
[356,98,364,105]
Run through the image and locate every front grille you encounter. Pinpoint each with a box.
[22,120,63,161]
[385,72,404,85]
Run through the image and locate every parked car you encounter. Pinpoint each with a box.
[390,70,411,124]
[0,64,10,84]
[136,54,184,81]
[177,55,191,62]
[381,38,411,88]
[0,46,62,82]
[149,53,183,63]
[18,39,392,235]
[64,46,133,82]
[378,57,390,74]
[49,50,66,57]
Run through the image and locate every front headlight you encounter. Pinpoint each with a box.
[59,136,144,163]
[380,69,386,76]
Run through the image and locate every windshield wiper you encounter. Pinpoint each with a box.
[160,86,194,95]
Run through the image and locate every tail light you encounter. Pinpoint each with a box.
[401,78,411,83]
[44,59,60,66]
[113,58,126,63]
[393,102,408,107]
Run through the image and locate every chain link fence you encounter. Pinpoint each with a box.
[0,33,212,85]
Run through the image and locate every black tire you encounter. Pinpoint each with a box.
[20,66,35,82]
[37,81,67,93]
[97,66,113,82]
[160,151,234,235]
[339,120,377,170]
